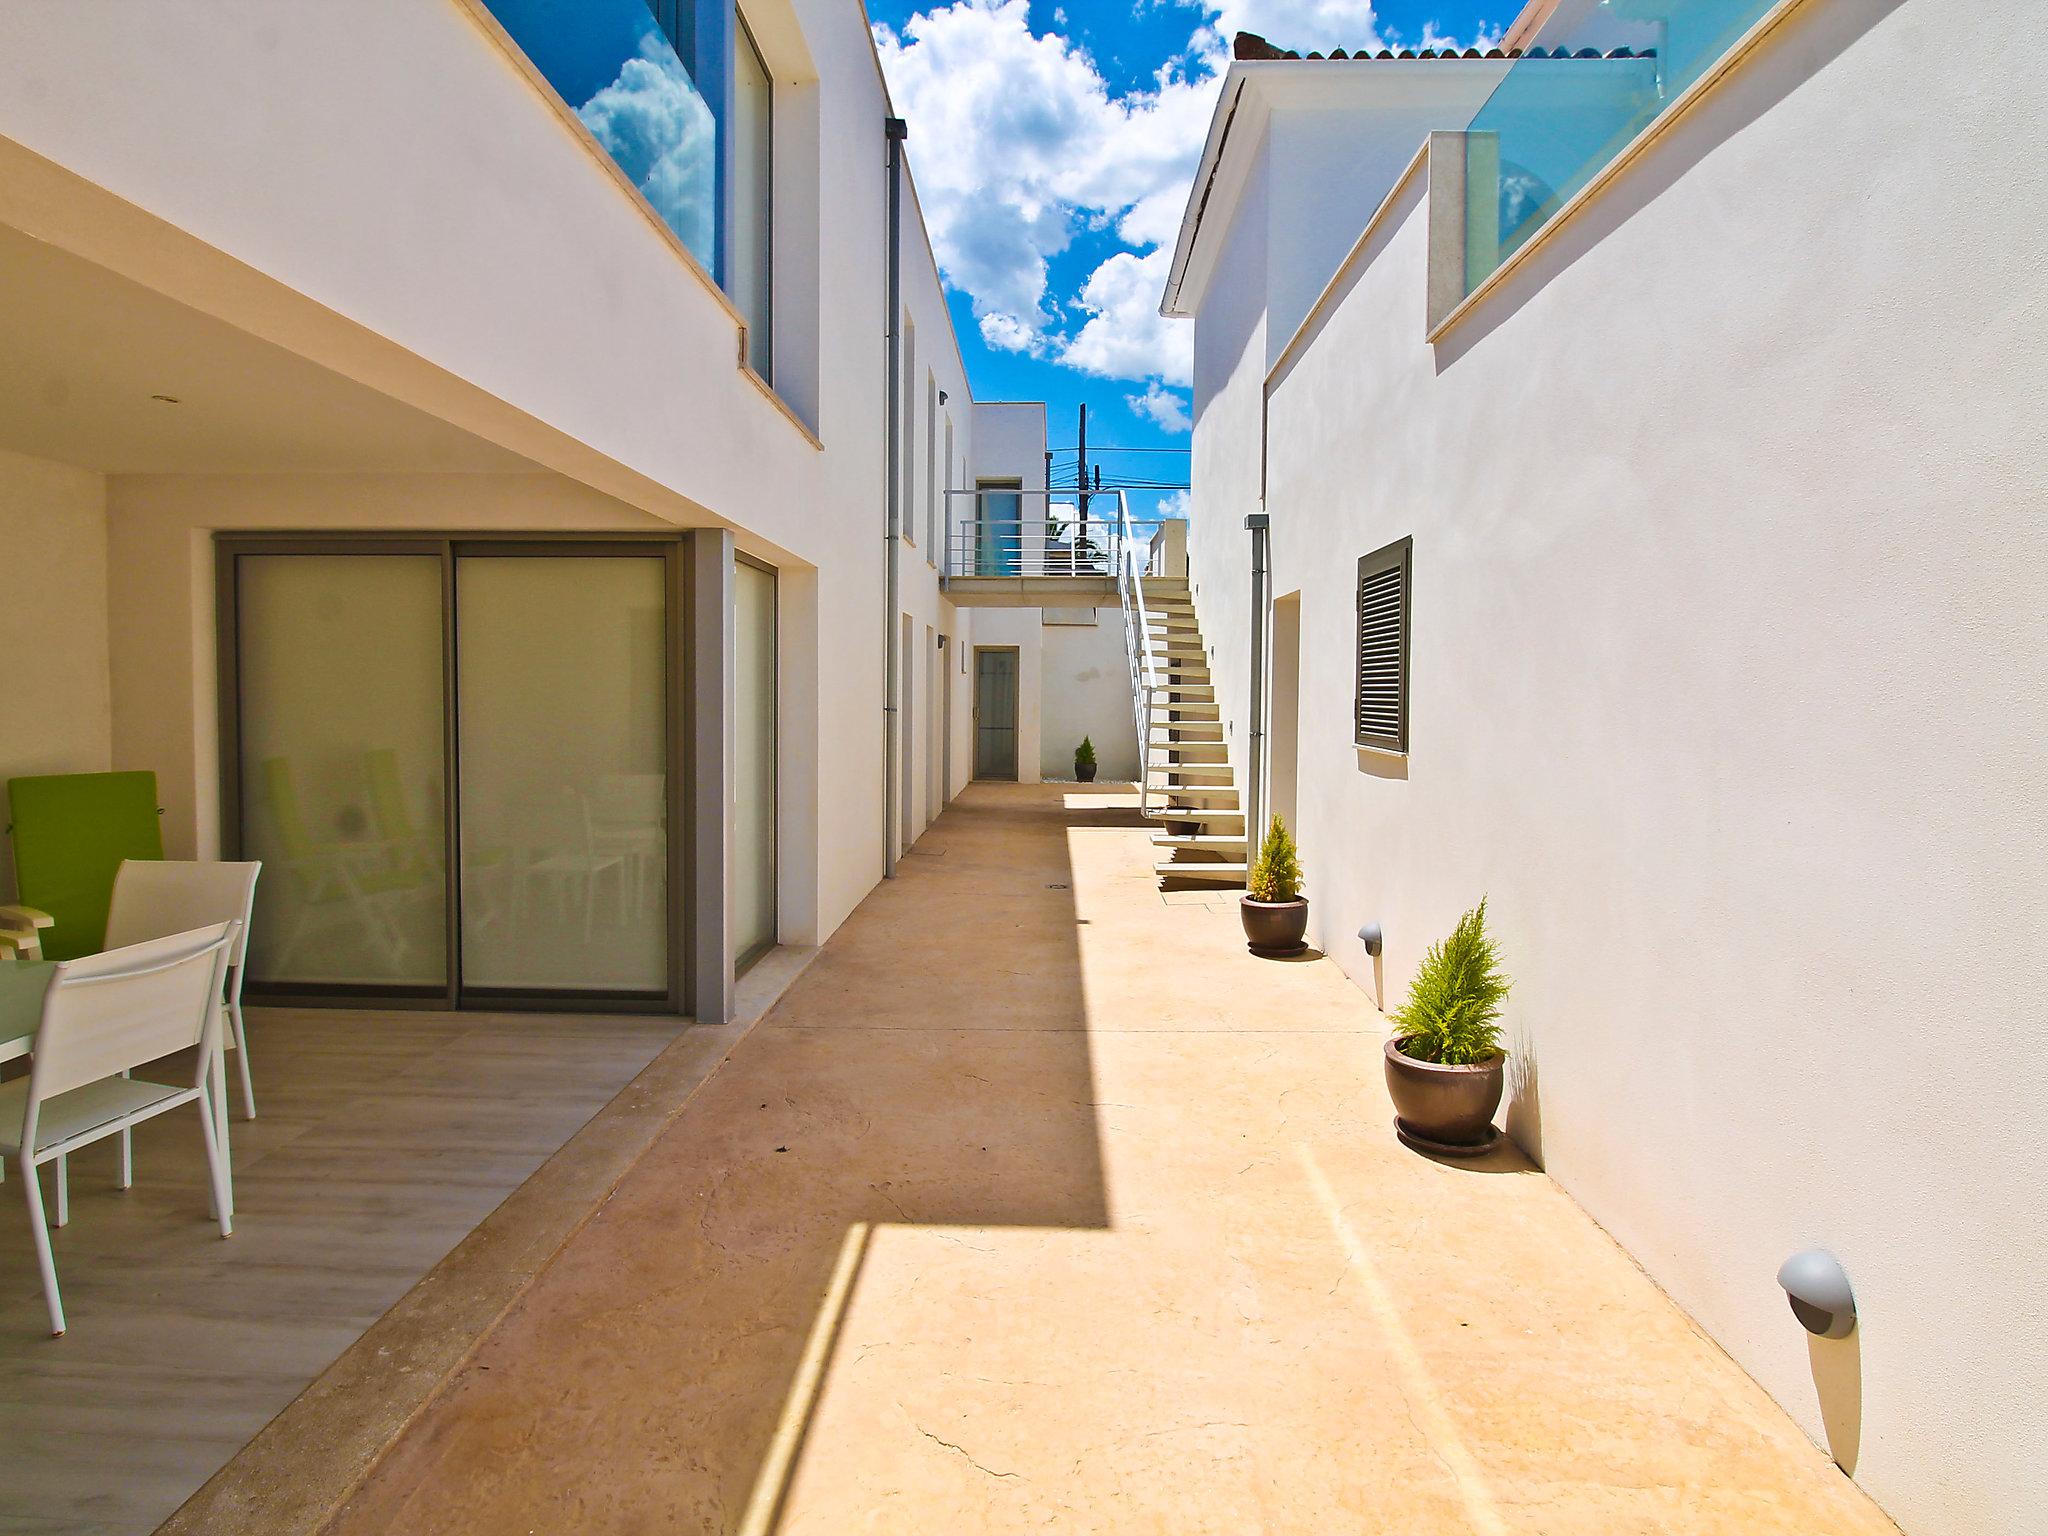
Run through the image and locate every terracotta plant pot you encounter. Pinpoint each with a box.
[1075,760,1097,782]
[1240,896,1308,955]
[1383,1037,1504,1156]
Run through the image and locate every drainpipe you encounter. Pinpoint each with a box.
[883,116,907,880]
[1244,511,1270,845]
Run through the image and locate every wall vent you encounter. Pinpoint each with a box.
[1354,536,1411,753]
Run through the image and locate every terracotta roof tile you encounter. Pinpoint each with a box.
[1231,30,1650,63]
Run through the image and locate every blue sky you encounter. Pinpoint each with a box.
[868,1,1507,513]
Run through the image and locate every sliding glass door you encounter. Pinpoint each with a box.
[222,538,684,1010]
[457,552,671,997]
[734,557,776,966]
[234,554,449,988]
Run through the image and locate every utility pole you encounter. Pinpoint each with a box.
[1077,401,1089,539]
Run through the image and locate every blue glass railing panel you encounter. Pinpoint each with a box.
[483,0,717,269]
[1462,1,1783,295]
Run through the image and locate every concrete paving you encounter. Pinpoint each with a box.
[326,782,1893,1535]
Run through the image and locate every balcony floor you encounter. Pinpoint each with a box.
[315,782,1893,1535]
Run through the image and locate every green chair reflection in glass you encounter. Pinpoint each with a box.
[259,757,425,976]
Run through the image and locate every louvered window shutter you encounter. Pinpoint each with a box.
[1354,537,1411,753]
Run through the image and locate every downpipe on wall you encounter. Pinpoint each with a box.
[883,116,906,880]
[1245,511,1270,846]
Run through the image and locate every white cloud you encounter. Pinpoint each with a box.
[1155,488,1192,519]
[1063,249,1193,385]
[1127,382,1194,433]
[578,35,717,266]
[876,3,1502,387]
[1171,2,1500,55]
[875,1,1214,372]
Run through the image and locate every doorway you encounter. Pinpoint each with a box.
[973,646,1019,780]
[218,536,685,1011]
[975,478,1023,576]
[1270,591,1302,834]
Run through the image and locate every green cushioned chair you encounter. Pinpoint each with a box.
[4,772,165,961]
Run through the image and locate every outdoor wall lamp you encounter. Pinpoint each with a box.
[1357,922,1383,957]
[1778,1249,1856,1338]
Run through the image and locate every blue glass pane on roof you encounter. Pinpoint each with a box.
[483,0,717,267]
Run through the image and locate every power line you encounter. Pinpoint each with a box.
[1046,445,1190,454]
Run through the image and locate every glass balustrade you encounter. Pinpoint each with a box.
[1462,0,1785,297]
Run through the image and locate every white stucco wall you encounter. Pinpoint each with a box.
[1192,2,2047,1530]
[0,448,110,901]
[0,0,1003,947]
[1039,611,1141,782]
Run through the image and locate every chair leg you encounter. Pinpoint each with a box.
[119,1068,134,1190]
[211,1048,233,1224]
[197,1101,233,1240]
[230,1000,257,1121]
[54,1154,68,1227]
[23,1156,64,1335]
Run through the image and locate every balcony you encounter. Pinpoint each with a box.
[941,490,1185,607]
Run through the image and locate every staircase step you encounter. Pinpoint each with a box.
[1146,807,1245,827]
[1150,699,1219,715]
[1150,723,1224,741]
[1148,767,1235,785]
[1153,860,1248,883]
[1152,833,1248,854]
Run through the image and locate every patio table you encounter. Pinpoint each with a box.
[0,959,53,1065]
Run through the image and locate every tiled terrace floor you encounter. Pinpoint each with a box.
[327,782,1893,1534]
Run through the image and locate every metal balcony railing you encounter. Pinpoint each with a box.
[942,490,1169,582]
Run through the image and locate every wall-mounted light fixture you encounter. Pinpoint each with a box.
[1778,1249,1856,1338]
[1357,922,1383,957]
[939,389,949,405]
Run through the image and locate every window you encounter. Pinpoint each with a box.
[942,415,955,568]
[926,373,939,562]
[731,10,773,378]
[901,312,916,541]
[1354,536,1410,754]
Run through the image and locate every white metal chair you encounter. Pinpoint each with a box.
[104,860,262,1124]
[0,922,238,1335]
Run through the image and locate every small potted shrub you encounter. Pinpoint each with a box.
[1074,736,1098,782]
[1240,815,1308,955]
[1383,899,1510,1156]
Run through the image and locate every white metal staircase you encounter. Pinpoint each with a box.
[1116,506,1248,887]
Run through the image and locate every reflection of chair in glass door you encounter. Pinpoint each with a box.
[587,774,666,921]
[514,788,630,944]
[260,756,424,975]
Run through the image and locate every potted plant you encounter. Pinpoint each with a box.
[1383,899,1510,1156]
[1240,815,1308,955]
[1074,736,1098,782]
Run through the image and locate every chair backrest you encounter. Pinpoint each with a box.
[105,860,261,971]
[5,771,165,960]
[364,748,413,843]
[29,923,234,1103]
[261,757,318,860]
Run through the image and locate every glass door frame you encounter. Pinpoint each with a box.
[214,532,692,1014]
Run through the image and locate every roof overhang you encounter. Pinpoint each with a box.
[1158,59,1519,320]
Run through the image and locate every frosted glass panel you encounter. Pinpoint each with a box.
[735,560,777,963]
[236,555,447,987]
[458,556,669,993]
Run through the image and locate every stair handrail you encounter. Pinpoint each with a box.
[1114,490,1163,814]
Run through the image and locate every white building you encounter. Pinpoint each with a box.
[0,0,1135,1022]
[1163,3,2047,1532]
